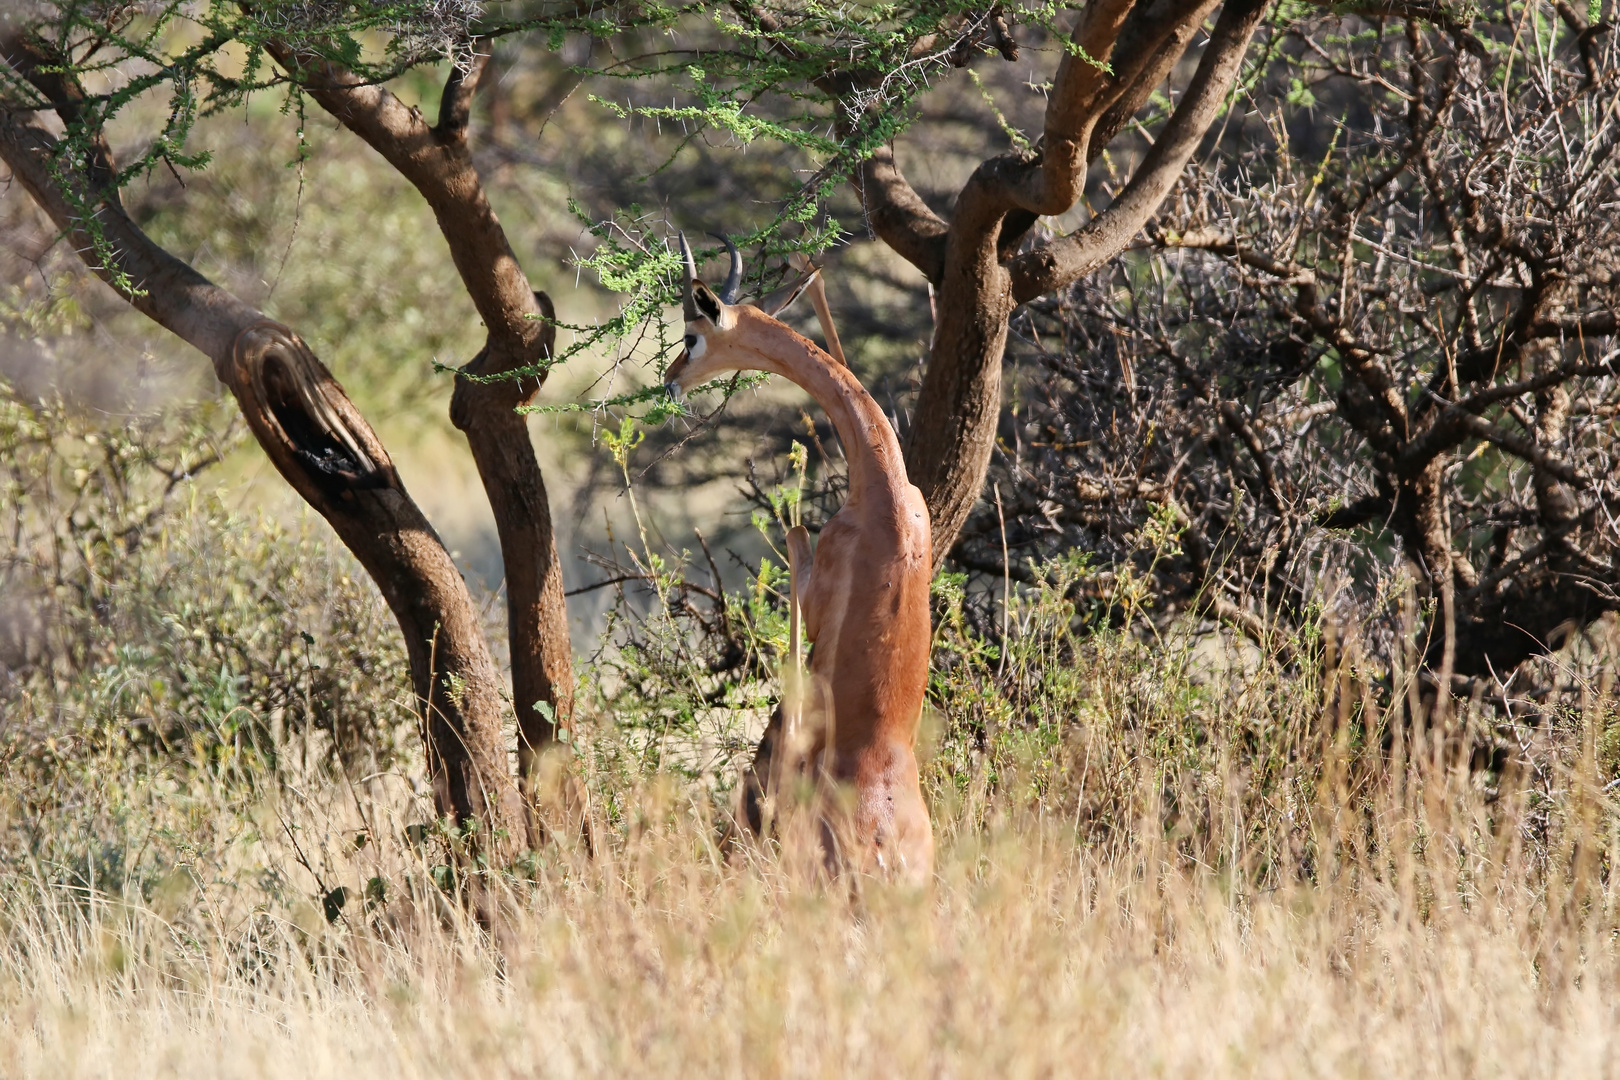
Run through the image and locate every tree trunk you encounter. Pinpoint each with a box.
[449,302,575,786]
[230,322,528,847]
[865,0,1267,566]
[269,45,577,788]
[903,207,1015,568]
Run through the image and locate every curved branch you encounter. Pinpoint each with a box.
[1009,0,1270,303]
[1405,410,1580,484]
[0,104,259,365]
[852,145,949,284]
[265,41,545,356]
[1092,0,1225,154]
[957,0,1216,231]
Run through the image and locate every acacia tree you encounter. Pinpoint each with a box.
[0,4,582,855]
[0,0,1282,847]
[832,0,1275,565]
[578,0,1285,566]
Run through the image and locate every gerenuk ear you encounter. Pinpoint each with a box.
[762,270,815,318]
[693,281,724,323]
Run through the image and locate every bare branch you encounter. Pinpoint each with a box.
[1161,227,1410,439]
[852,145,948,284]
[1416,410,1581,485]
[437,45,490,139]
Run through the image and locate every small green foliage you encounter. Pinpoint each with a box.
[0,376,416,788]
[760,441,810,531]
[601,414,644,471]
[967,68,1031,151]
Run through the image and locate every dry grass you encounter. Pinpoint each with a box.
[2,763,1617,1079]
[5,617,1619,1077]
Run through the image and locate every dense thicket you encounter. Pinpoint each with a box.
[949,10,1620,713]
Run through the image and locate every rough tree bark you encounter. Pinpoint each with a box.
[0,30,561,856]
[264,41,575,787]
[847,0,1269,565]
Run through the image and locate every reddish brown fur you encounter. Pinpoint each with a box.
[666,285,934,880]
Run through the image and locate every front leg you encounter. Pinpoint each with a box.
[741,524,816,839]
[785,524,813,642]
[781,524,814,771]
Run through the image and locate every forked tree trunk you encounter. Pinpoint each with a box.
[846,0,1268,565]
[0,36,532,857]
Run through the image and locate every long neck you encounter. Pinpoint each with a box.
[731,309,906,504]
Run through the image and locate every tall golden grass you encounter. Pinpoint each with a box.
[4,566,1618,1078]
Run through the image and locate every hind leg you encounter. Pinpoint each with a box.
[738,702,785,836]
